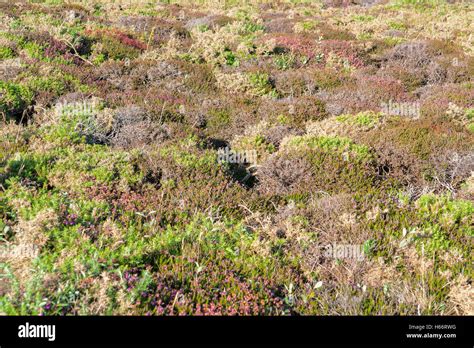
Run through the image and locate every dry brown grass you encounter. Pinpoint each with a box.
[448,274,474,315]
[3,209,58,285]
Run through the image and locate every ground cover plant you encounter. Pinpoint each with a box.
[0,0,472,316]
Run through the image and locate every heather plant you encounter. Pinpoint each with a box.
[214,71,278,98]
[92,37,141,61]
[41,97,109,145]
[257,135,378,197]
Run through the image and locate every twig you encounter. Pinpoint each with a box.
[61,37,95,66]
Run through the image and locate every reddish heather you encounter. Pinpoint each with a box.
[86,28,147,50]
[272,34,318,58]
[321,40,365,68]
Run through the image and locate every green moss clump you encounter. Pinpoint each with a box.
[22,41,45,60]
[248,72,277,97]
[285,135,373,161]
[336,111,382,128]
[0,46,15,59]
[0,81,34,119]
[466,123,474,133]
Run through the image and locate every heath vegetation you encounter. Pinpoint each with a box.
[0,0,472,315]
